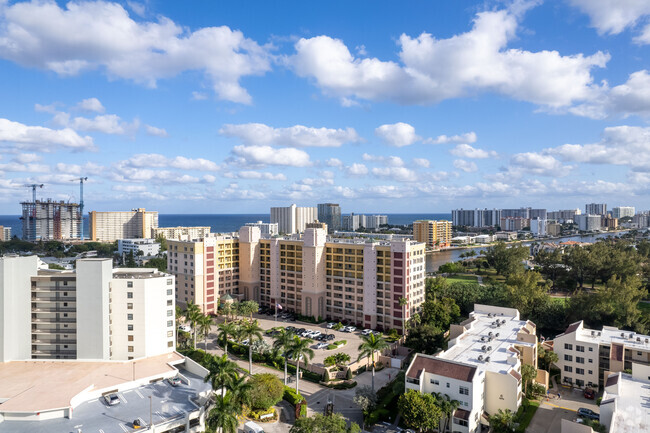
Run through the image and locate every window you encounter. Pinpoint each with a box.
[564,366,573,372]
[167,289,173,296]
[430,379,439,385]
[127,314,133,320]
[588,359,593,363]
[127,303,133,310]
[576,357,585,364]
[446,382,450,388]
[167,310,173,317]
[576,345,585,352]
[128,324,134,331]
[128,335,134,341]
[564,354,573,361]
[127,281,133,288]
[453,419,469,427]
[167,320,173,327]
[167,331,173,337]
[576,379,584,387]
[576,368,585,375]
[588,370,593,375]
[127,292,133,299]
[128,346,134,352]
[459,386,469,395]
[168,341,174,347]
[167,300,173,306]
[564,343,573,350]
[588,347,593,352]
[167,279,173,285]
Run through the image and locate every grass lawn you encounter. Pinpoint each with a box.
[446,274,479,284]
[515,400,540,433]
[638,302,650,315]
[550,297,569,306]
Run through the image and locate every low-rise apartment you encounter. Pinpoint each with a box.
[405,305,539,433]
[117,238,161,256]
[152,225,211,240]
[553,320,650,388]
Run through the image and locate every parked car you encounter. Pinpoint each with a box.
[326,322,336,329]
[301,330,312,337]
[316,342,329,349]
[326,334,335,341]
[577,408,599,421]
[178,325,191,333]
[104,393,120,406]
[296,328,306,335]
[285,326,296,333]
[167,376,182,387]
[343,326,356,333]
[241,339,250,346]
[583,388,595,399]
[310,331,322,338]
[361,329,372,336]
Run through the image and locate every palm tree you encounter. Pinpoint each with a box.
[435,393,460,433]
[196,314,213,351]
[398,297,408,336]
[204,354,239,398]
[217,321,238,356]
[273,329,295,386]
[184,301,202,349]
[488,409,515,433]
[175,306,183,328]
[357,333,389,392]
[288,336,315,395]
[228,374,253,407]
[239,319,264,374]
[206,394,239,433]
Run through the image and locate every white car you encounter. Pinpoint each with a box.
[344,326,356,333]
[167,376,182,387]
[326,322,336,329]
[361,329,372,336]
[301,330,312,337]
[178,325,192,333]
[103,393,120,406]
[310,331,322,338]
[316,342,328,349]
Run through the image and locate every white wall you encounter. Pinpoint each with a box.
[76,259,112,360]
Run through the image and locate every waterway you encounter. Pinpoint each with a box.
[426,231,631,272]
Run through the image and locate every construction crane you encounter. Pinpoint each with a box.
[26,184,43,202]
[23,184,43,241]
[72,177,88,241]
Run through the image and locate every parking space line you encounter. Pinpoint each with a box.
[119,423,128,432]
[118,394,127,404]
[138,417,147,427]
[135,389,144,399]
[99,429,105,433]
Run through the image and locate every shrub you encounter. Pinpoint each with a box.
[345,368,353,380]
[248,373,284,410]
[283,386,304,405]
[325,380,357,390]
[248,408,276,421]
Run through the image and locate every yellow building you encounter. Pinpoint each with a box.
[152,226,211,240]
[89,208,158,242]
[412,220,452,248]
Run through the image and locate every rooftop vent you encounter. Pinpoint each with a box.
[485,356,491,362]
[478,355,484,361]
[591,331,595,336]
[621,333,625,338]
[488,332,493,337]
[482,345,487,351]
[495,333,500,337]
[487,346,492,351]
[480,336,486,342]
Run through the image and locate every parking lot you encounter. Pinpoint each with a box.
[526,382,601,433]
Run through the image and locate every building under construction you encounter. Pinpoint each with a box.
[21,200,81,241]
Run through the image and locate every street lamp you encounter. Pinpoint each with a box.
[149,396,152,431]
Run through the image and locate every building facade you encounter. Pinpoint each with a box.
[244,221,279,237]
[530,218,547,237]
[0,256,175,362]
[152,226,211,240]
[341,213,361,231]
[413,220,452,248]
[405,305,538,433]
[317,203,342,232]
[0,226,10,241]
[548,209,581,223]
[270,204,317,234]
[21,200,81,241]
[576,214,601,232]
[118,238,161,256]
[452,208,501,228]
[167,235,240,314]
[611,206,635,219]
[585,203,607,215]
[89,208,159,242]
[553,320,650,389]
[500,217,530,231]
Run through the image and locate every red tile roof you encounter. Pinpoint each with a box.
[407,355,476,382]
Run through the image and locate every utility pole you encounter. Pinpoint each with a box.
[149,396,153,431]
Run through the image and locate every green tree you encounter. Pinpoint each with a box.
[398,389,442,432]
[217,321,238,356]
[125,250,137,267]
[240,300,260,319]
[143,256,167,272]
[534,249,564,289]
[227,374,252,408]
[240,319,264,374]
[484,242,528,277]
[272,329,295,386]
[488,409,515,433]
[357,333,389,392]
[206,394,239,433]
[521,363,537,396]
[204,354,239,398]
[290,413,360,433]
[438,262,465,274]
[420,297,460,328]
[353,385,377,431]
[247,373,285,410]
[399,297,408,336]
[433,393,460,433]
[196,314,213,350]
[155,234,167,252]
[184,301,202,349]
[506,271,549,319]
[404,323,447,355]
[288,336,315,395]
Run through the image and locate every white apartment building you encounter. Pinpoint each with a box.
[585,203,607,215]
[118,238,161,256]
[89,208,159,242]
[598,364,650,433]
[0,226,11,241]
[0,256,175,362]
[245,221,279,236]
[531,218,547,237]
[611,206,635,219]
[152,226,211,240]
[553,320,650,389]
[576,214,601,232]
[270,204,317,234]
[452,208,502,228]
[405,305,539,433]
[341,213,361,231]
[365,215,388,229]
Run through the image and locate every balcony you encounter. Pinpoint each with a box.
[32,307,75,313]
[32,328,76,335]
[31,295,76,302]
[32,317,75,323]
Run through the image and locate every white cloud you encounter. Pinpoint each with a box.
[0,162,49,173]
[450,144,497,159]
[70,114,139,135]
[290,5,608,108]
[412,158,430,168]
[219,183,268,200]
[220,123,360,147]
[325,158,343,168]
[567,0,650,42]
[76,97,105,113]
[191,91,208,100]
[424,132,477,145]
[145,125,168,137]
[225,171,287,180]
[231,145,311,167]
[0,0,271,104]
[34,102,61,114]
[0,118,95,151]
[371,166,418,182]
[362,154,405,166]
[453,159,478,172]
[119,153,219,171]
[374,123,420,147]
[13,153,41,163]
[346,163,368,176]
[571,70,650,119]
[509,152,572,176]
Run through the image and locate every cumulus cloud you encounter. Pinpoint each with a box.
[118,153,220,171]
[362,154,405,167]
[290,5,608,108]
[0,0,271,104]
[220,123,360,147]
[371,166,418,182]
[0,118,95,151]
[219,183,268,200]
[509,152,572,176]
[231,145,311,167]
[76,97,105,113]
[412,158,430,168]
[450,144,497,159]
[567,0,650,43]
[453,159,478,172]
[224,171,287,180]
[424,132,477,145]
[325,158,343,168]
[70,114,140,135]
[375,123,420,147]
[145,125,168,137]
[346,163,368,176]
[571,70,650,119]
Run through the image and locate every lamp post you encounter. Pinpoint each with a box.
[149,396,152,431]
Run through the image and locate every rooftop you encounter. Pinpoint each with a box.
[112,268,171,279]
[603,373,650,433]
[407,353,476,382]
[561,321,650,351]
[439,305,535,374]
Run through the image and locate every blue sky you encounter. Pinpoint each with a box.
[1,0,650,214]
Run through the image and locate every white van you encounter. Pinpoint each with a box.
[243,421,265,433]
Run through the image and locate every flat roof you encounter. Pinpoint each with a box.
[0,352,184,413]
[440,307,534,374]
[606,374,650,433]
[563,321,650,351]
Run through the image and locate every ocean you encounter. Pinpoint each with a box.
[0,213,452,239]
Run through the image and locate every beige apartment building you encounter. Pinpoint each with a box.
[167,234,240,314]
[89,208,158,242]
[412,219,452,248]
[238,225,426,331]
[152,226,211,240]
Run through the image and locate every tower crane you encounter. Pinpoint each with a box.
[72,177,88,241]
[25,184,43,202]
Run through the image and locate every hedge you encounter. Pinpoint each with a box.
[323,380,357,390]
[283,386,304,406]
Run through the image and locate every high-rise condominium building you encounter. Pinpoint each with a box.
[365,215,388,230]
[612,206,635,219]
[21,199,81,241]
[167,234,240,314]
[412,220,452,248]
[239,226,426,332]
[270,204,317,234]
[530,218,547,237]
[405,305,539,433]
[585,203,607,215]
[341,213,361,231]
[576,214,601,231]
[245,221,279,237]
[317,203,342,232]
[501,207,547,219]
[452,208,501,228]
[89,208,158,242]
[500,217,530,231]
[152,226,211,240]
[0,226,10,241]
[547,209,581,223]
[553,320,650,389]
[0,256,175,362]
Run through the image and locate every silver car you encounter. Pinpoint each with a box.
[104,393,120,406]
